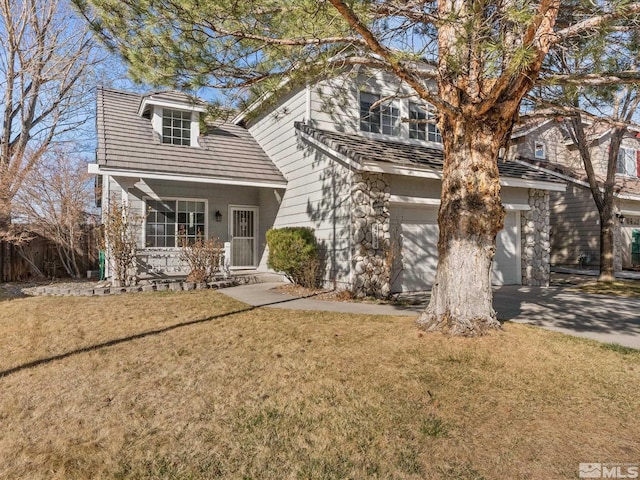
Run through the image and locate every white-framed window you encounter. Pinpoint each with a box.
[409,102,442,143]
[162,109,191,146]
[359,92,400,136]
[145,199,207,247]
[617,147,638,177]
[534,141,546,159]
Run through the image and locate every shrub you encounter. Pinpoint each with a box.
[266,227,319,288]
[103,199,142,287]
[179,235,223,283]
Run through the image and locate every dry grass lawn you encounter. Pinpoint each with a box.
[0,290,639,479]
[573,279,640,298]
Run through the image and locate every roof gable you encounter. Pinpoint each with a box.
[138,90,207,116]
[96,87,286,186]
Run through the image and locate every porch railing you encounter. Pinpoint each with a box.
[135,241,231,278]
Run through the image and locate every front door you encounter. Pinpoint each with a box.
[229,206,258,267]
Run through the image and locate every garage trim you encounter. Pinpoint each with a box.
[389,195,531,212]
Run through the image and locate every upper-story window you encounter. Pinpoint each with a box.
[359,92,400,136]
[162,109,192,146]
[409,103,441,143]
[534,141,546,159]
[617,147,638,177]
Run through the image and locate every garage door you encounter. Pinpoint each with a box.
[390,206,520,292]
[493,211,519,285]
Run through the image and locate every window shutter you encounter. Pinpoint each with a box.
[636,150,640,177]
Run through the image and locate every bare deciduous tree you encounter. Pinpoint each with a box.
[13,147,97,278]
[103,198,141,287]
[0,0,98,230]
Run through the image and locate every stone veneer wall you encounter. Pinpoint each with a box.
[351,172,391,298]
[521,189,551,286]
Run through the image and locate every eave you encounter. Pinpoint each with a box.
[88,163,287,189]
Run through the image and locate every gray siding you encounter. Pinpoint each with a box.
[508,121,578,167]
[390,176,441,199]
[309,70,441,146]
[549,184,601,267]
[501,187,530,205]
[107,177,280,269]
[510,122,640,180]
[248,88,354,286]
[388,176,529,207]
[591,131,640,178]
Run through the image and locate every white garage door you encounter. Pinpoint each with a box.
[493,211,519,285]
[390,206,520,292]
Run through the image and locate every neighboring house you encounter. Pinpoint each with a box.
[92,69,565,295]
[508,118,640,271]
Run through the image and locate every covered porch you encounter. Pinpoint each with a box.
[91,165,286,281]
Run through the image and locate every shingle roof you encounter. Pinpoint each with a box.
[295,122,565,185]
[96,88,286,185]
[518,156,640,197]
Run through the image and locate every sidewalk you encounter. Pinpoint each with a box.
[221,281,640,349]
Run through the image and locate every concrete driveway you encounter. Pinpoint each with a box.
[221,279,640,349]
[492,285,640,349]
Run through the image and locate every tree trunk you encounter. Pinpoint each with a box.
[598,208,616,282]
[0,197,11,282]
[417,115,507,336]
[0,196,11,231]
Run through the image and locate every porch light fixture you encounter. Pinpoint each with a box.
[215,210,222,222]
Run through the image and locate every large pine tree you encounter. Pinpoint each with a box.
[74,0,640,335]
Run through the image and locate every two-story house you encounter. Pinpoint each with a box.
[508,118,640,271]
[92,69,565,295]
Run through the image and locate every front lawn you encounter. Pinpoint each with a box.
[1,290,638,479]
[573,279,640,298]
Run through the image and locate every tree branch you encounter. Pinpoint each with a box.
[201,22,367,48]
[552,3,640,45]
[538,71,640,86]
[326,0,452,113]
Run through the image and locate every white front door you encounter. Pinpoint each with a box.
[229,206,258,267]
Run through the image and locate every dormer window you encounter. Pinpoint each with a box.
[359,92,400,136]
[162,109,191,146]
[534,141,546,159]
[138,92,206,147]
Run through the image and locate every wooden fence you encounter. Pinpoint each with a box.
[0,229,99,282]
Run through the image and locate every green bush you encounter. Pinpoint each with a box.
[266,227,319,288]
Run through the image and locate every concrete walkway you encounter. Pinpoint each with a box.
[221,281,640,349]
